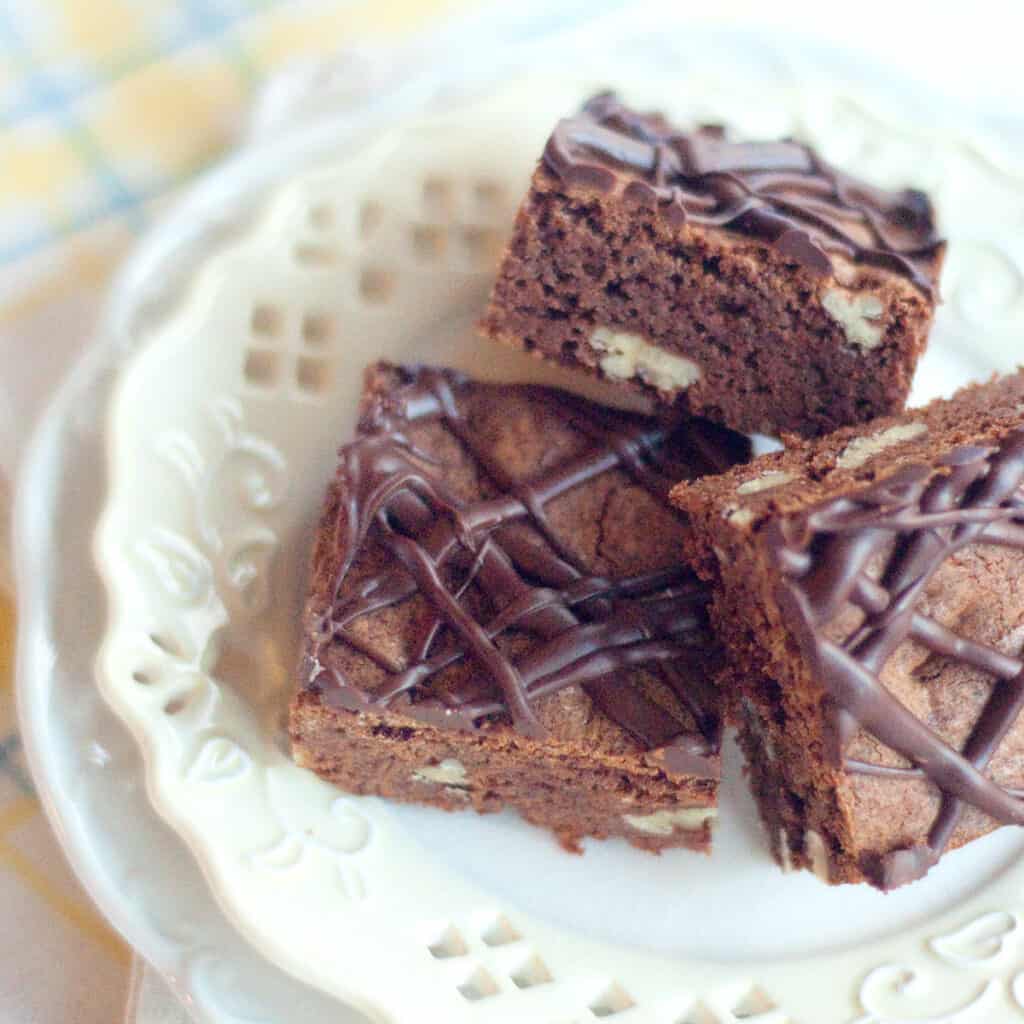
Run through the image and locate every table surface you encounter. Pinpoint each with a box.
[3,2,1022,1022]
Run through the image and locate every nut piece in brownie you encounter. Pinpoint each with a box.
[480,92,945,438]
[291,362,750,854]
[673,370,1024,888]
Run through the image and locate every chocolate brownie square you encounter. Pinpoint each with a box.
[673,370,1024,888]
[480,93,945,438]
[290,363,750,854]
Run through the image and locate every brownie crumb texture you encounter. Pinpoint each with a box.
[674,369,1024,889]
[481,93,945,438]
[291,363,751,855]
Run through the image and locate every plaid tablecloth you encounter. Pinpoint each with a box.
[0,3,473,1021]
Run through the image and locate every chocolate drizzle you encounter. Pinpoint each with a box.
[543,93,943,298]
[305,365,748,777]
[765,429,1024,887]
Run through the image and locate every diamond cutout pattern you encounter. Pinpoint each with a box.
[295,356,332,395]
[359,266,395,303]
[510,954,552,989]
[300,312,333,346]
[427,924,467,960]
[243,303,333,400]
[243,350,278,388]
[250,303,282,338]
[481,915,521,947]
[457,967,499,1002]
[408,174,511,270]
[425,917,557,1006]
[731,987,779,1020]
[473,178,503,212]
[589,983,635,1018]
[411,223,447,260]
[242,174,517,400]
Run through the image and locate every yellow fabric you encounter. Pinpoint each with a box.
[0,2,477,1016]
[0,0,476,327]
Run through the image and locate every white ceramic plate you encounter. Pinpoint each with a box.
[21,24,1024,1024]
[12,235,369,1021]
[91,70,1024,1023]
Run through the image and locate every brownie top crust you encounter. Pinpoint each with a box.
[543,92,944,297]
[675,371,1024,887]
[301,363,750,777]
[764,428,1024,887]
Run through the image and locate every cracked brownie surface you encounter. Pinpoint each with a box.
[674,370,1024,887]
[291,363,751,854]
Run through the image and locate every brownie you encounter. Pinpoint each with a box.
[290,363,750,854]
[672,370,1024,889]
[480,93,945,438]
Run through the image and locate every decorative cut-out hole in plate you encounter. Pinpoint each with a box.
[509,954,552,989]
[359,200,383,238]
[300,312,334,347]
[422,175,453,217]
[243,350,279,387]
[731,987,778,1019]
[293,242,340,266]
[308,203,334,230]
[481,915,521,947]
[250,303,282,338]
[360,267,395,304]
[295,356,332,395]
[427,924,468,960]
[589,983,635,1018]
[457,967,499,1002]
[148,632,182,657]
[411,223,447,260]
[132,669,153,685]
[460,225,503,264]
[676,1004,720,1024]
[473,178,503,211]
[163,696,188,716]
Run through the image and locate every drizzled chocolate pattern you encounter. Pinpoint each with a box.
[765,429,1024,888]
[543,93,943,298]
[303,366,748,778]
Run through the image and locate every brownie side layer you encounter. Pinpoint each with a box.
[291,363,748,855]
[482,173,937,439]
[293,691,715,855]
[673,370,1024,887]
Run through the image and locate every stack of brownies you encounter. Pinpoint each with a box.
[291,93,1024,891]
